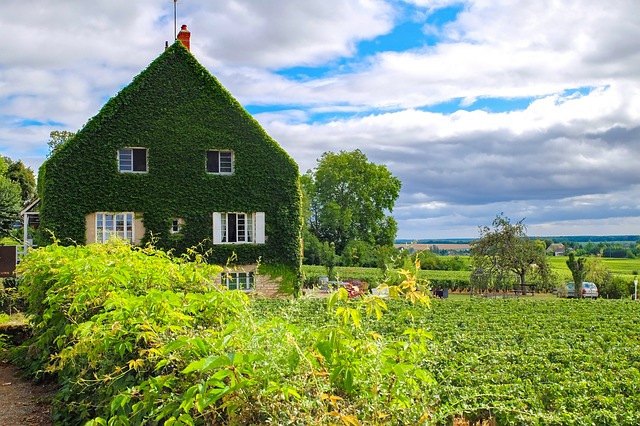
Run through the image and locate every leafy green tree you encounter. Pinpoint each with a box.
[3,158,36,205]
[303,149,401,253]
[302,228,323,265]
[417,250,439,270]
[566,252,587,299]
[319,241,339,280]
[341,240,376,267]
[47,130,75,157]
[0,175,22,237]
[471,214,552,295]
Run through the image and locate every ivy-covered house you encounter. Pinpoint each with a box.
[37,27,302,295]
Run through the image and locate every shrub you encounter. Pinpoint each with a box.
[16,240,437,425]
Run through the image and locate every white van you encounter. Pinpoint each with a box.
[565,282,599,298]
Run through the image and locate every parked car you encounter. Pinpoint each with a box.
[565,282,599,298]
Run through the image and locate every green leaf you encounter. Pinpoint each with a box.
[317,340,334,361]
[287,349,300,372]
[181,355,229,375]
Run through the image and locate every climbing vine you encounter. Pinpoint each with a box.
[37,41,302,273]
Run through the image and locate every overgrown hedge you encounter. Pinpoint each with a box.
[14,241,435,425]
[38,41,301,273]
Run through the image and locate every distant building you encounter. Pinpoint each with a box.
[546,243,566,256]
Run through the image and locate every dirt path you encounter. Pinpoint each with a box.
[0,361,54,425]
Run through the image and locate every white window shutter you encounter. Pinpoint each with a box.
[212,212,222,244]
[255,212,265,244]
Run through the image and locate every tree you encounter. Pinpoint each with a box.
[341,240,376,267]
[302,149,401,253]
[471,214,552,295]
[566,252,587,299]
[0,175,22,237]
[47,130,75,157]
[3,158,36,205]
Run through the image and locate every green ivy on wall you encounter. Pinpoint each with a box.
[38,41,302,274]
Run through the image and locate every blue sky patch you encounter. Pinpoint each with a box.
[275,64,338,81]
[3,116,65,128]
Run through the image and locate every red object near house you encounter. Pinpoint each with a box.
[177,24,191,51]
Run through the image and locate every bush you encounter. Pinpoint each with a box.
[14,240,437,425]
[599,276,632,299]
[0,278,24,315]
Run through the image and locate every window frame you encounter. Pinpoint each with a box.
[206,150,234,175]
[222,271,255,291]
[95,212,135,243]
[170,218,184,234]
[212,212,265,245]
[118,148,148,173]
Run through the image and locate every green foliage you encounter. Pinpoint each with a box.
[341,239,376,267]
[0,175,22,237]
[0,278,23,315]
[15,242,640,424]
[417,250,468,271]
[47,130,76,157]
[257,262,301,295]
[598,275,633,299]
[3,157,36,205]
[319,241,339,280]
[302,265,383,289]
[16,239,436,425]
[566,252,587,282]
[37,41,302,272]
[303,149,401,252]
[472,214,553,294]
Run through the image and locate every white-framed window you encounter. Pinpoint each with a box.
[222,271,254,291]
[212,212,265,244]
[118,148,148,173]
[206,150,233,174]
[170,218,184,234]
[96,212,134,243]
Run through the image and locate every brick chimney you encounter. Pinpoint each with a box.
[177,24,191,51]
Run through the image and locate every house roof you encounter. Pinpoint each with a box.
[20,198,40,216]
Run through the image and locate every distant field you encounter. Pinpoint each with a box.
[547,255,639,278]
[303,255,639,289]
[395,243,471,251]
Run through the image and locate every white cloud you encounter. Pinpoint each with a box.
[186,0,395,68]
[1,0,639,238]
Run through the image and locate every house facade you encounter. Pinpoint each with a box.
[37,28,302,295]
[546,243,566,256]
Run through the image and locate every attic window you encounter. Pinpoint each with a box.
[118,148,147,173]
[207,150,233,174]
[170,218,184,234]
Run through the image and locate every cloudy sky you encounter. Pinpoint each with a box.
[2,0,640,239]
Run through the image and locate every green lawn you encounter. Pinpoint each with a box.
[304,255,640,289]
[547,255,640,279]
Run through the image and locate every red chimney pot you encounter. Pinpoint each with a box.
[177,24,191,51]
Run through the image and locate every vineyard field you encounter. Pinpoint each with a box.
[255,297,640,424]
[12,243,640,425]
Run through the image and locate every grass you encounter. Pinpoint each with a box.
[304,255,640,288]
[547,255,640,280]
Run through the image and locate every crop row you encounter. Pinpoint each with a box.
[254,297,640,424]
